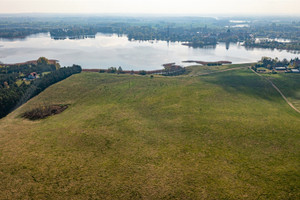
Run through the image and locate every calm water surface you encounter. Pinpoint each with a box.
[0,33,298,70]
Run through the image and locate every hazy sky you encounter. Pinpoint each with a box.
[0,0,299,16]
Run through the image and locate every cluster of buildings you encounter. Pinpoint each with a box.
[256,59,300,73]
[275,60,300,73]
[274,66,300,73]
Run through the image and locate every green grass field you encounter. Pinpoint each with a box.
[185,63,253,76]
[0,66,299,199]
[261,73,300,111]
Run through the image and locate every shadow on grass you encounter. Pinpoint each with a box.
[269,74,300,100]
[200,69,287,102]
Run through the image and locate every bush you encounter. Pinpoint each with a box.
[21,104,68,120]
[138,70,147,75]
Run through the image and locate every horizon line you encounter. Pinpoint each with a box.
[0,12,300,18]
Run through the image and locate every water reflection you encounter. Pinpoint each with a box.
[0,36,28,42]
[225,42,230,50]
[51,35,96,40]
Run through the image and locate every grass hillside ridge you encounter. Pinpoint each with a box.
[0,66,299,199]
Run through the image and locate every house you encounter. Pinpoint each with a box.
[27,72,38,79]
[275,67,286,71]
[291,69,300,73]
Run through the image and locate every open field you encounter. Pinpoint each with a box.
[185,63,253,76]
[0,66,299,199]
[261,73,300,111]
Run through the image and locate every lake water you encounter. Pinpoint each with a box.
[0,33,298,70]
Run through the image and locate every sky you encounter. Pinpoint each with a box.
[0,0,299,16]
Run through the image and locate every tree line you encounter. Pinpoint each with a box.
[0,64,81,118]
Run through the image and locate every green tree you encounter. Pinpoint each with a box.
[37,57,49,66]
[107,67,117,73]
[55,63,61,70]
[138,70,147,75]
[117,66,123,74]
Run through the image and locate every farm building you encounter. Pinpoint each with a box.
[291,69,300,73]
[275,67,286,71]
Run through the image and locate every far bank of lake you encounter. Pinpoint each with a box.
[0,33,298,70]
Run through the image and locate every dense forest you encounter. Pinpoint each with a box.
[0,15,299,51]
[0,60,81,118]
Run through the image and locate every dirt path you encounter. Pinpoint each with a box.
[250,68,300,114]
[191,66,300,114]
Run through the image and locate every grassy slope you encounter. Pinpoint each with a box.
[0,68,299,199]
[262,73,300,111]
[185,63,253,76]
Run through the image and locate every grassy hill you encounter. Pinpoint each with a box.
[0,66,299,199]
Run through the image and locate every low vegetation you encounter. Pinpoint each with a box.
[0,66,299,199]
[21,104,69,120]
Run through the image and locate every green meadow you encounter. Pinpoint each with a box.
[0,66,299,199]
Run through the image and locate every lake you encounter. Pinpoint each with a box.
[0,33,298,70]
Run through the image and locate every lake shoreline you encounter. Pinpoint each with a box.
[0,33,298,70]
